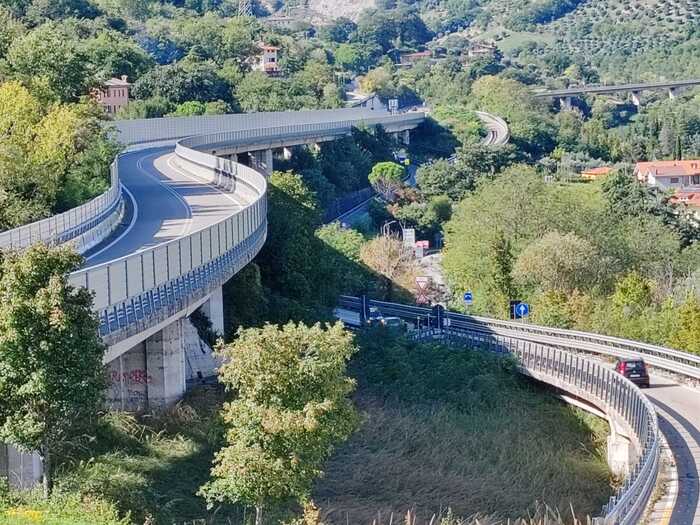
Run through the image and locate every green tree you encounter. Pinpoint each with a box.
[368,161,405,202]
[0,6,25,60]
[132,61,232,105]
[514,231,601,293]
[83,30,154,81]
[0,245,105,497]
[670,296,700,355]
[5,22,90,102]
[199,322,358,525]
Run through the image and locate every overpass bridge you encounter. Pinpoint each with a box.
[0,107,424,422]
[338,297,700,525]
[533,79,700,108]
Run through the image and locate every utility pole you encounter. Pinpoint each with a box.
[238,0,253,17]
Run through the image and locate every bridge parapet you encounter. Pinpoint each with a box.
[68,153,267,359]
[0,162,122,253]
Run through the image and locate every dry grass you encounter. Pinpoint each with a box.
[312,333,612,525]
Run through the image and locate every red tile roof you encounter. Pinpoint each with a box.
[635,160,700,179]
[671,191,700,209]
[581,166,613,178]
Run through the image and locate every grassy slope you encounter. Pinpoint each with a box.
[9,331,610,525]
[313,330,612,524]
[51,388,243,525]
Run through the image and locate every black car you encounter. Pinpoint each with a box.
[615,358,650,388]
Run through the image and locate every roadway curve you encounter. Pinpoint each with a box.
[645,377,700,524]
[336,110,509,225]
[84,148,244,268]
[475,110,510,146]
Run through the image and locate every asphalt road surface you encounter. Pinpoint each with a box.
[84,147,244,268]
[645,375,700,524]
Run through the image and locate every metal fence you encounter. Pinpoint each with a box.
[68,156,267,340]
[0,161,122,252]
[338,296,671,525]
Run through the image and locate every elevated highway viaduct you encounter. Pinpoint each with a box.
[0,107,424,453]
[533,78,700,108]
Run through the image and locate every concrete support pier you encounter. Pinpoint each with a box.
[107,320,187,412]
[631,91,641,107]
[0,444,42,489]
[200,286,224,335]
[607,431,634,476]
[250,149,274,176]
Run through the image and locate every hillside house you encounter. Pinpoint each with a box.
[580,166,614,180]
[634,160,700,191]
[92,76,130,115]
[468,41,498,59]
[670,191,700,220]
[399,50,432,67]
[253,44,282,76]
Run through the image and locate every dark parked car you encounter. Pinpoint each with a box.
[615,358,650,388]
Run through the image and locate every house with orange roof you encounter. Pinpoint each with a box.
[252,43,281,76]
[634,160,700,191]
[580,166,613,180]
[670,191,700,220]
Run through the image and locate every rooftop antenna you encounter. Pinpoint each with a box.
[238,0,253,16]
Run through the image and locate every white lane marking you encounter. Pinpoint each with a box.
[166,155,244,207]
[86,150,193,264]
[138,154,193,239]
[85,184,138,263]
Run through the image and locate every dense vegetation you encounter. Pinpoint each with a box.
[0,329,612,525]
[0,81,115,231]
[442,168,700,352]
[314,329,611,523]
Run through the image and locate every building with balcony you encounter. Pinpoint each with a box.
[253,44,281,76]
[92,76,131,116]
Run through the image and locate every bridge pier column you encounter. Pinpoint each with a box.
[200,285,224,336]
[401,129,410,145]
[668,87,677,100]
[107,321,187,412]
[282,147,293,160]
[631,91,641,107]
[263,148,273,175]
[559,96,573,110]
[250,150,274,176]
[607,432,634,476]
[0,444,42,489]
[145,321,187,410]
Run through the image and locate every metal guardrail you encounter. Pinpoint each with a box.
[339,296,670,525]
[340,298,700,381]
[0,161,122,252]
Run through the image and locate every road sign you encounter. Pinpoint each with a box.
[515,302,530,319]
[403,228,416,247]
[415,276,430,304]
[463,291,473,306]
